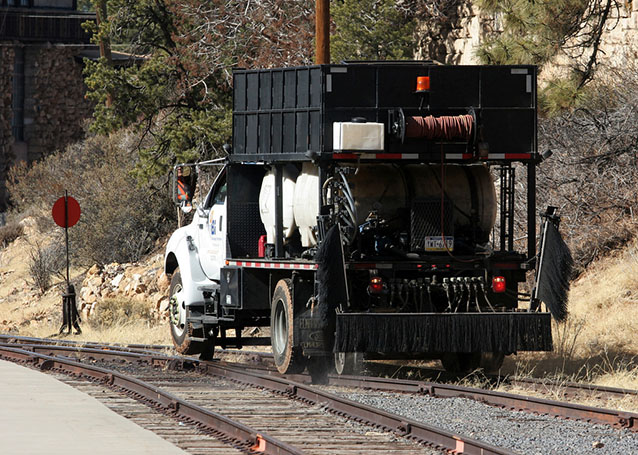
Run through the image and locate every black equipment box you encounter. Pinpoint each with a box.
[232,62,537,162]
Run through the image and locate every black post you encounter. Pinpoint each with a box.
[274,165,284,258]
[59,190,81,335]
[65,191,70,285]
[527,162,536,262]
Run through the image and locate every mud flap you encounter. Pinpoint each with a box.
[295,225,348,356]
[334,312,553,353]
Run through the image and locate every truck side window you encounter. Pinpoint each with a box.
[203,171,227,209]
[213,183,227,205]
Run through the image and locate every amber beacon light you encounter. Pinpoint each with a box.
[416,76,430,92]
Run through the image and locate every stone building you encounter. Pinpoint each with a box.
[0,1,95,213]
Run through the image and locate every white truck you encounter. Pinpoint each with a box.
[164,62,568,375]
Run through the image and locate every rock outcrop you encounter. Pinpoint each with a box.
[78,255,170,322]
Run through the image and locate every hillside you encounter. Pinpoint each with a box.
[0,215,171,346]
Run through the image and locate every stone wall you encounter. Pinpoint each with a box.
[596,1,638,67]
[0,44,92,211]
[0,47,15,212]
[26,46,93,161]
[79,258,171,322]
[415,2,494,65]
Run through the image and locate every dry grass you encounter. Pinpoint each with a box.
[503,242,638,392]
[13,318,171,346]
[0,222,23,248]
[568,243,638,357]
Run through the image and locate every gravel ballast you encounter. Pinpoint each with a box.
[326,388,638,455]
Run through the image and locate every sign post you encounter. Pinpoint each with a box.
[52,191,82,335]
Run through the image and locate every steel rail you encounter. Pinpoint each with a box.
[317,374,638,431]
[506,375,638,400]
[0,342,175,367]
[0,333,171,354]
[217,361,638,431]
[0,345,303,455]
[4,337,638,432]
[191,360,638,432]
[200,361,516,455]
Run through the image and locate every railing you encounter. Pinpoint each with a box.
[0,8,94,43]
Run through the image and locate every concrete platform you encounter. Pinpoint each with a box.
[0,359,187,454]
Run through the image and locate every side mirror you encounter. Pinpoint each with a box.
[172,164,198,208]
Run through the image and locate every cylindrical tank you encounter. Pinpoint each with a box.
[259,166,298,244]
[291,163,496,247]
[404,164,496,242]
[293,162,320,247]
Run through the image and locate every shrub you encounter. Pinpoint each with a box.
[88,298,154,329]
[28,240,65,294]
[537,66,638,272]
[0,222,23,248]
[8,130,176,267]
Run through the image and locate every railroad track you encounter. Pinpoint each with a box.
[0,340,510,455]
[3,333,638,410]
[2,335,638,453]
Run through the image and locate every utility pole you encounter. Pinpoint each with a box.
[315,0,330,64]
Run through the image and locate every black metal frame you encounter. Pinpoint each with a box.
[231,62,537,164]
[229,62,539,264]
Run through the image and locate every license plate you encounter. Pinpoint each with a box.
[424,236,454,252]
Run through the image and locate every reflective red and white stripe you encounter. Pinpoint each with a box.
[484,153,532,160]
[332,152,532,161]
[226,260,318,270]
[333,152,420,160]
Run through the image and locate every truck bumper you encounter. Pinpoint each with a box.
[334,312,552,353]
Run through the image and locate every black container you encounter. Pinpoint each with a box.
[232,62,537,163]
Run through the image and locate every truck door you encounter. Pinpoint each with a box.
[197,169,227,281]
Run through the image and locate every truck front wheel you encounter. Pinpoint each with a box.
[169,269,211,356]
[271,279,305,374]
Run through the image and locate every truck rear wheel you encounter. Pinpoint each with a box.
[271,279,305,374]
[480,352,505,373]
[440,352,481,374]
[169,269,212,357]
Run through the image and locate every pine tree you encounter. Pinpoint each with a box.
[83,0,314,178]
[476,0,617,113]
[331,0,417,62]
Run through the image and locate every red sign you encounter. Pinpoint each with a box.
[52,196,81,228]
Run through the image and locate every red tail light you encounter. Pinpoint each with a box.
[492,276,506,293]
[368,276,384,294]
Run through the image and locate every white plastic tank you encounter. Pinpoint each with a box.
[293,162,320,247]
[259,166,298,244]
